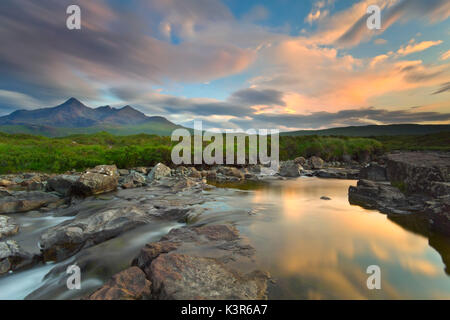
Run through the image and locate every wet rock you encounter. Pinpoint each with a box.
[349,179,408,214]
[134,167,149,175]
[217,167,245,179]
[40,205,154,262]
[316,168,359,179]
[0,240,34,275]
[120,172,146,189]
[310,156,324,169]
[0,215,19,239]
[71,165,119,196]
[118,169,130,176]
[320,196,331,201]
[360,163,387,181]
[88,267,151,300]
[47,175,79,196]
[147,163,171,181]
[0,191,62,214]
[132,224,269,300]
[279,161,303,177]
[426,196,450,236]
[386,152,450,195]
[248,165,262,174]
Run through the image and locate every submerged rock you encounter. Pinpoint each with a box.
[0,191,62,214]
[88,267,151,300]
[0,215,19,239]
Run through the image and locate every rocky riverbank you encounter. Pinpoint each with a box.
[349,152,450,235]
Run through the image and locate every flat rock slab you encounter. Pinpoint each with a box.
[0,215,19,239]
[132,224,269,300]
[0,191,62,214]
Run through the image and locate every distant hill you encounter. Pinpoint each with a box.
[0,98,183,137]
[282,124,450,137]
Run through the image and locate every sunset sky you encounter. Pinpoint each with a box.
[0,0,449,130]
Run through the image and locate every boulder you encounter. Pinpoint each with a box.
[386,152,450,195]
[349,179,408,214]
[40,205,153,262]
[71,165,119,196]
[310,156,324,169]
[132,225,269,300]
[0,215,19,239]
[279,161,303,177]
[359,163,387,181]
[316,168,359,179]
[147,163,171,181]
[0,191,62,214]
[118,169,130,176]
[47,175,79,196]
[426,195,450,236]
[294,157,307,166]
[120,172,146,189]
[430,182,450,198]
[217,167,245,179]
[0,240,34,275]
[88,267,151,300]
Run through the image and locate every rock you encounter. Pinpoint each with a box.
[217,167,245,179]
[187,167,202,179]
[279,161,303,177]
[426,195,450,236]
[359,163,387,181]
[0,179,12,187]
[134,167,150,175]
[71,165,119,196]
[310,156,324,169]
[320,196,331,201]
[358,150,371,163]
[148,163,171,181]
[132,225,269,300]
[430,182,450,198]
[247,165,262,174]
[0,188,12,197]
[120,172,146,189]
[294,157,307,166]
[316,168,359,179]
[88,267,151,300]
[0,215,19,239]
[47,175,79,196]
[118,169,130,176]
[0,240,34,275]
[0,191,62,214]
[386,152,450,195]
[349,179,408,214]
[40,205,154,262]
[206,170,217,180]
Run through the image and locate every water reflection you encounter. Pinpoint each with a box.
[208,178,450,299]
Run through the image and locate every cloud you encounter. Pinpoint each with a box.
[230,88,285,106]
[432,82,450,95]
[441,50,450,61]
[232,108,450,130]
[397,40,443,56]
[0,0,255,104]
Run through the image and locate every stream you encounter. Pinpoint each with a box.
[1,177,449,299]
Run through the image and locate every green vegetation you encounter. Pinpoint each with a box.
[0,131,448,174]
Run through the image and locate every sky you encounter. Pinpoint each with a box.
[0,0,449,131]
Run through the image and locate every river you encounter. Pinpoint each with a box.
[1,177,449,299]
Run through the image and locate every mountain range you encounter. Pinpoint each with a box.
[0,98,182,136]
[0,98,449,137]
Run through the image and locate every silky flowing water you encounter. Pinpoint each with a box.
[1,177,449,299]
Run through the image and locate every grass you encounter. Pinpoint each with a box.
[0,131,448,174]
